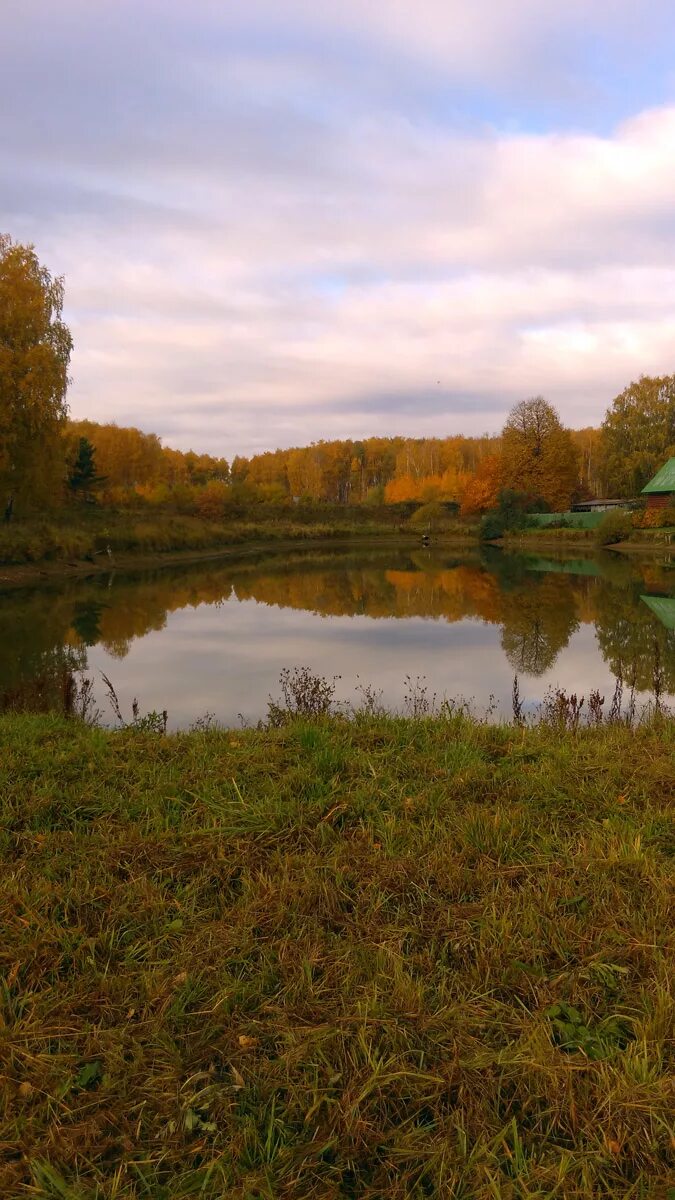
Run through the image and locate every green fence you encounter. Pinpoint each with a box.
[526,510,607,530]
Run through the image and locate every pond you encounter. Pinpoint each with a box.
[2,542,675,727]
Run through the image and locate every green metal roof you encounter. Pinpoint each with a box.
[640,594,675,630]
[641,457,675,493]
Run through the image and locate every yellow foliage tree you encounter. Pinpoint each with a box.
[0,235,72,516]
[500,397,579,512]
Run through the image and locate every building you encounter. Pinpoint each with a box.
[641,458,675,509]
[571,499,628,513]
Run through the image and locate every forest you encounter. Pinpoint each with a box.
[3,234,675,528]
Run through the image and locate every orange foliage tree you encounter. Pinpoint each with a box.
[460,454,503,515]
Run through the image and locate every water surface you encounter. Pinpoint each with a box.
[2,543,675,726]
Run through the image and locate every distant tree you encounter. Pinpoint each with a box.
[384,473,420,503]
[0,235,73,517]
[67,420,163,493]
[501,397,579,512]
[67,437,104,500]
[230,455,250,486]
[194,480,233,521]
[599,375,675,497]
[570,426,603,497]
[460,454,503,515]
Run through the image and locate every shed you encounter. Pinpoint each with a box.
[571,499,627,512]
[641,458,675,508]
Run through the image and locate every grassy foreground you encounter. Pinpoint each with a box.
[0,713,673,1199]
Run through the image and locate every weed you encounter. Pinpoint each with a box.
[512,674,525,724]
[101,671,168,734]
[353,676,386,717]
[545,1002,634,1060]
[403,674,437,717]
[540,685,585,730]
[266,665,342,726]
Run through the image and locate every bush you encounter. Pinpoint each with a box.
[363,484,385,505]
[479,512,507,540]
[194,481,233,521]
[594,510,633,545]
[478,491,542,541]
[408,502,448,532]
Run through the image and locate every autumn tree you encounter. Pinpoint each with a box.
[286,446,323,500]
[0,235,73,516]
[500,397,579,512]
[599,375,675,497]
[570,426,603,497]
[459,454,502,515]
[67,420,164,494]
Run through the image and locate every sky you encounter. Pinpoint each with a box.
[2,0,675,459]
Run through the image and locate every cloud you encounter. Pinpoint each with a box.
[2,2,675,455]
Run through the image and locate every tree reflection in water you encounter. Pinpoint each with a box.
[1,545,674,710]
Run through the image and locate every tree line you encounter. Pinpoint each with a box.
[2,234,675,521]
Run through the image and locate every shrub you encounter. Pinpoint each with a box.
[363,484,385,505]
[637,505,675,529]
[408,502,448,532]
[194,481,233,521]
[479,512,506,540]
[595,510,633,545]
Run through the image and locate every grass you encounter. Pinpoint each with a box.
[0,704,673,1198]
[1,508,672,569]
[505,522,675,548]
[0,508,407,567]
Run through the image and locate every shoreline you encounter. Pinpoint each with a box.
[504,533,675,556]
[1,527,673,592]
[0,532,419,591]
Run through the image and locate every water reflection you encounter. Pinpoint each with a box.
[1,544,674,724]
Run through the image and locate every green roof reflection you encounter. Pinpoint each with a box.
[640,594,675,630]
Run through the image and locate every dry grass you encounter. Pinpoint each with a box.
[0,510,404,567]
[0,711,673,1198]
